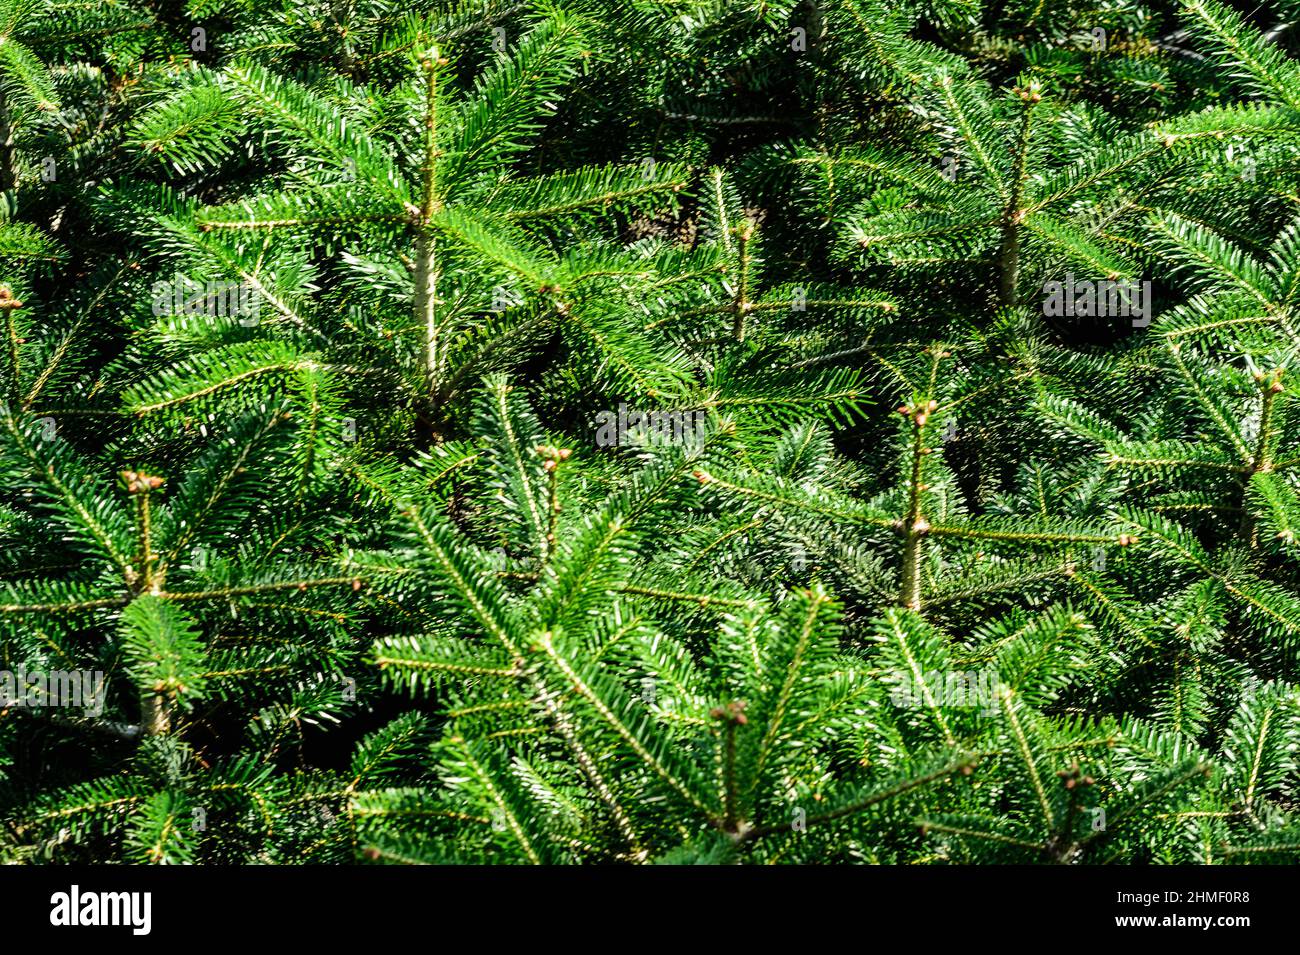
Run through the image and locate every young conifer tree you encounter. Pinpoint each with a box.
[5,0,1300,865]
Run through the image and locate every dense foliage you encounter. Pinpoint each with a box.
[5,0,1300,864]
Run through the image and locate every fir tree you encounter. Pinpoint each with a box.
[5,0,1300,866]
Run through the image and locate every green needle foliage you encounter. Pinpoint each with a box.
[5,0,1300,865]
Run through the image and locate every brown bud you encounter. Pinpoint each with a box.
[121,470,164,494]
[1016,80,1043,104]
[711,700,748,724]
